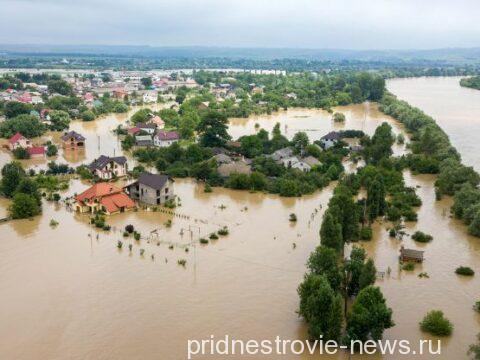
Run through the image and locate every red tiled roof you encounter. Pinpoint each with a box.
[27,146,45,155]
[9,132,25,144]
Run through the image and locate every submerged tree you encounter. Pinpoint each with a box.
[320,210,343,252]
[298,274,343,342]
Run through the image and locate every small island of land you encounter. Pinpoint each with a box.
[460,76,480,90]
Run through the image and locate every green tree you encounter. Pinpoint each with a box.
[46,143,58,157]
[15,177,41,206]
[49,110,71,131]
[0,114,46,138]
[9,193,41,219]
[197,110,231,147]
[292,132,309,154]
[141,77,152,88]
[4,101,33,118]
[367,175,387,221]
[47,79,73,96]
[81,110,95,122]
[1,161,26,197]
[298,274,343,341]
[130,108,152,124]
[240,135,263,158]
[468,333,480,360]
[307,245,342,291]
[320,210,343,252]
[346,286,394,343]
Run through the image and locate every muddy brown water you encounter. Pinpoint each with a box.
[0,90,479,359]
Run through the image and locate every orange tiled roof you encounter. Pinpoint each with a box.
[75,183,122,203]
[100,193,136,213]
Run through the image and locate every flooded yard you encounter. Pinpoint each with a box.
[1,85,480,359]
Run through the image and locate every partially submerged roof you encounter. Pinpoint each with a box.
[400,247,424,260]
[155,130,180,141]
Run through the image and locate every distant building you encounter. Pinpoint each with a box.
[143,90,158,103]
[270,147,294,162]
[125,172,175,205]
[8,132,31,151]
[74,183,136,215]
[217,160,252,177]
[320,131,341,149]
[400,246,424,263]
[280,156,311,172]
[61,131,86,149]
[88,155,128,179]
[154,131,180,147]
[198,101,210,110]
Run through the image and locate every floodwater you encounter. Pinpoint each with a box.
[0,87,479,359]
[387,76,480,172]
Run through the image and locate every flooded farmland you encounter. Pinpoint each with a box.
[0,83,480,359]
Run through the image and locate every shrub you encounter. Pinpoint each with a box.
[204,183,212,193]
[134,232,141,241]
[103,225,111,231]
[117,241,123,249]
[360,227,373,240]
[389,228,396,237]
[402,263,415,271]
[178,259,187,267]
[49,219,59,227]
[218,226,229,236]
[333,112,345,122]
[125,224,134,233]
[474,301,480,313]
[9,193,41,219]
[12,147,30,159]
[420,310,453,336]
[123,231,129,237]
[289,213,297,222]
[52,193,61,202]
[411,231,433,243]
[455,266,475,276]
[209,233,219,240]
[199,238,209,244]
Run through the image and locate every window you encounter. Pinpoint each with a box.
[156,190,160,196]
[165,188,169,194]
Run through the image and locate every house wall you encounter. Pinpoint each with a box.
[154,138,178,147]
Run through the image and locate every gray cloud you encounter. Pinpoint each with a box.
[1,0,480,49]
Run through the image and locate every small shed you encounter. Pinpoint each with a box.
[400,246,424,262]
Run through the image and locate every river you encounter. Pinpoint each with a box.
[0,80,479,359]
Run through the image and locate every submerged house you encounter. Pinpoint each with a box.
[154,131,180,147]
[74,183,136,215]
[61,131,86,149]
[88,155,128,180]
[125,172,175,205]
[400,246,424,262]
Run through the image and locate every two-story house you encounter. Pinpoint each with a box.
[125,172,174,205]
[88,155,128,180]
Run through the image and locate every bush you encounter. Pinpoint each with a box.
[134,231,141,241]
[81,110,96,121]
[333,112,345,122]
[125,224,134,233]
[360,227,373,240]
[204,183,212,193]
[289,213,297,222]
[46,144,58,157]
[411,231,433,243]
[474,301,480,313]
[9,193,41,219]
[199,238,209,244]
[455,266,475,276]
[402,262,415,271]
[12,147,30,159]
[209,233,219,240]
[218,226,229,236]
[389,228,396,237]
[420,310,453,336]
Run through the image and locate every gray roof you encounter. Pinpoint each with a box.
[136,122,156,129]
[321,131,341,141]
[130,172,172,190]
[400,247,424,260]
[89,155,127,170]
[270,147,293,161]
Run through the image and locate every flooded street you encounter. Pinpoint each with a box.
[1,83,480,359]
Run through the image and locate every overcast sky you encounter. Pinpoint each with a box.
[1,0,480,49]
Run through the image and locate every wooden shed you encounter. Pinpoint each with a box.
[400,246,424,262]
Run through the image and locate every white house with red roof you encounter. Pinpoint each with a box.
[8,132,31,151]
[149,115,165,129]
[154,131,180,147]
